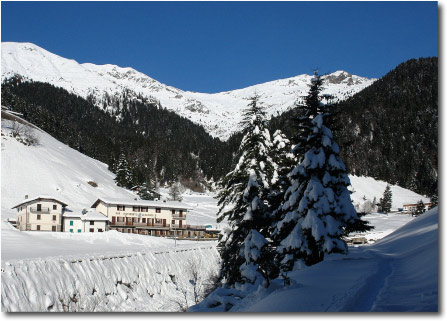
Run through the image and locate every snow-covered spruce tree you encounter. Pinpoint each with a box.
[380,184,392,214]
[136,181,156,200]
[429,194,438,209]
[415,199,426,216]
[273,70,358,271]
[114,153,134,189]
[268,130,296,228]
[216,94,277,288]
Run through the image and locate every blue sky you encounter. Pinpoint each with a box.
[1,1,438,93]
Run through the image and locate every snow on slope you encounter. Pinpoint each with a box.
[348,175,430,210]
[1,42,376,140]
[1,117,221,312]
[190,207,438,312]
[2,244,220,312]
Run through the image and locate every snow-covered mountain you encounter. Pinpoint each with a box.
[1,42,376,140]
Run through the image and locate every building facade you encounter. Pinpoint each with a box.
[91,198,206,238]
[402,202,432,212]
[63,210,109,233]
[12,196,67,232]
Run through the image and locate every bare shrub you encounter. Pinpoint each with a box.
[11,121,39,146]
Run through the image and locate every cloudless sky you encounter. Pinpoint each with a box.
[1,1,438,93]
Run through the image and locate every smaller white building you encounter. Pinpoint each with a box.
[63,209,109,233]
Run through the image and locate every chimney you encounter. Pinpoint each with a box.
[25,195,28,199]
[82,208,87,215]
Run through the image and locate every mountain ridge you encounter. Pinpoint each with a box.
[1,42,376,140]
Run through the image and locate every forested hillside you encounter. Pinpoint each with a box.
[1,57,437,196]
[269,57,438,196]
[1,77,239,189]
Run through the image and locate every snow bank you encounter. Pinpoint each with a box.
[1,246,219,312]
[191,208,438,312]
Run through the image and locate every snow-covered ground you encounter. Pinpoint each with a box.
[2,243,220,312]
[190,207,438,312]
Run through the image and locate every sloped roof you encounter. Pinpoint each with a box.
[12,195,69,209]
[63,209,109,221]
[91,197,191,210]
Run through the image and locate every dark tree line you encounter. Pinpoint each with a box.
[1,76,240,189]
[269,57,438,196]
[1,57,438,197]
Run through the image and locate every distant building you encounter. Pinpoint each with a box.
[402,202,432,212]
[12,195,68,232]
[63,209,109,233]
[91,198,206,238]
[12,195,207,238]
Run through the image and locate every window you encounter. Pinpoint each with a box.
[133,206,140,212]
[90,221,94,226]
[141,207,148,212]
[37,214,41,220]
[52,226,56,232]
[70,220,74,226]
[70,229,73,233]
[142,218,146,223]
[156,208,161,213]
[37,225,40,231]
[89,228,94,232]
[37,204,41,211]
[53,204,57,210]
[117,205,125,211]
[172,220,175,224]
[98,229,103,232]
[172,209,176,214]
[78,229,82,233]
[52,215,57,221]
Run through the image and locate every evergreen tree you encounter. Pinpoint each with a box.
[429,194,438,209]
[114,153,133,189]
[380,185,393,214]
[268,130,295,221]
[216,94,277,287]
[273,70,358,273]
[415,199,426,216]
[137,181,156,200]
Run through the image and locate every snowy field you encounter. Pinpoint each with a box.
[191,208,438,312]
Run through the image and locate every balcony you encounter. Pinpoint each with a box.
[170,224,186,229]
[172,214,186,220]
[133,222,149,227]
[30,207,50,214]
[186,224,206,231]
[148,222,166,227]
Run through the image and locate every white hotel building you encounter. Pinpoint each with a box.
[90,198,206,237]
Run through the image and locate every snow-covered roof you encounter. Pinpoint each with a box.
[63,209,109,221]
[12,195,69,209]
[91,197,191,210]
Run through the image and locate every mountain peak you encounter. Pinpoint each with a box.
[1,41,376,140]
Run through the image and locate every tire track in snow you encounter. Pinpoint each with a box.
[339,258,393,312]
